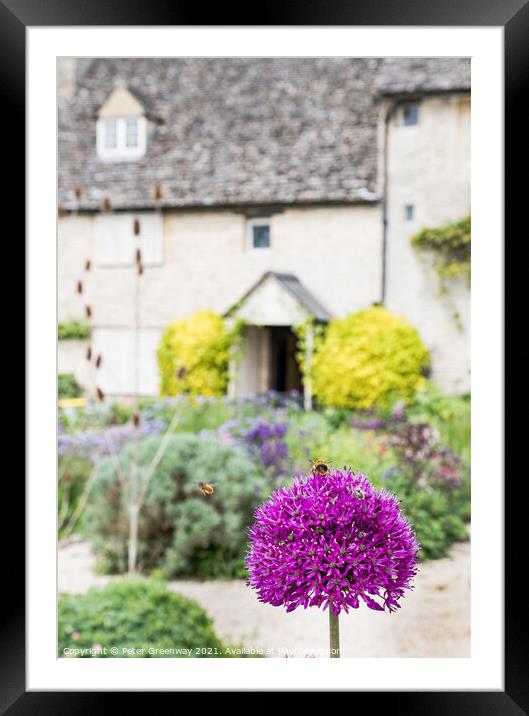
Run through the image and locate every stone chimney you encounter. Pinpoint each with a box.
[57,57,77,98]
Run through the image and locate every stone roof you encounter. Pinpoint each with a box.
[226,271,333,322]
[58,57,470,211]
[271,273,333,322]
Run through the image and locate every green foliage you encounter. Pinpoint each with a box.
[59,401,140,431]
[157,311,242,398]
[319,406,354,431]
[63,378,470,570]
[285,392,470,561]
[322,428,394,484]
[58,321,90,340]
[58,456,93,538]
[312,306,430,410]
[108,402,135,425]
[58,373,83,399]
[143,396,232,435]
[385,470,470,560]
[84,433,263,578]
[411,215,471,286]
[284,410,392,483]
[284,411,331,474]
[292,317,326,388]
[58,579,232,657]
[407,382,471,464]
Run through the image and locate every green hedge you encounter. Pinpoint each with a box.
[58,373,83,399]
[59,579,231,657]
[312,306,430,409]
[58,321,90,340]
[157,311,238,398]
[386,471,470,561]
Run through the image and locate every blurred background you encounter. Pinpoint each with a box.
[57,57,470,658]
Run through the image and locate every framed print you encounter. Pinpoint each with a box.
[8,0,520,709]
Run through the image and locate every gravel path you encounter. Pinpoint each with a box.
[59,538,470,658]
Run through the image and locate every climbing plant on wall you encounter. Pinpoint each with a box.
[292,317,326,384]
[411,215,471,289]
[411,215,470,330]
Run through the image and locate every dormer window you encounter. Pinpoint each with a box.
[96,85,147,160]
[103,119,117,149]
[125,118,138,147]
[97,116,147,159]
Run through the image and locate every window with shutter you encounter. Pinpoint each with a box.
[95,213,163,267]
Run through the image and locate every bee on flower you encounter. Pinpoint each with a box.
[309,458,333,476]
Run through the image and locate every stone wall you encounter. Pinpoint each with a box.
[384,93,471,393]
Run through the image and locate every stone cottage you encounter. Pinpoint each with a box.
[58,57,470,400]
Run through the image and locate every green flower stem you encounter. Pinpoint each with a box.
[329,607,340,658]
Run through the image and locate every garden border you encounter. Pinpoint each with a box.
[12,0,517,709]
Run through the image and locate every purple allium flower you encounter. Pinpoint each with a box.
[246,468,419,615]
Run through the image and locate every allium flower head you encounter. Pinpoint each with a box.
[246,468,419,615]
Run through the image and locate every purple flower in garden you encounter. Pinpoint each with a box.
[391,400,407,421]
[244,419,288,443]
[260,440,289,468]
[246,468,419,615]
[58,417,165,464]
[351,417,386,431]
[240,418,290,477]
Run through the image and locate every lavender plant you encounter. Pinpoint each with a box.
[242,419,290,478]
[58,418,165,464]
[213,414,292,485]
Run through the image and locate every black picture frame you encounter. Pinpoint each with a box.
[9,0,519,710]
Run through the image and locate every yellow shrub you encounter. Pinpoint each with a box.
[312,306,430,409]
[157,311,236,398]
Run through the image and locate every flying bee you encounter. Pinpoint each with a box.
[198,482,216,496]
[309,458,332,476]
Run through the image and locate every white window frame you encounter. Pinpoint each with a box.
[96,116,147,160]
[247,218,272,252]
